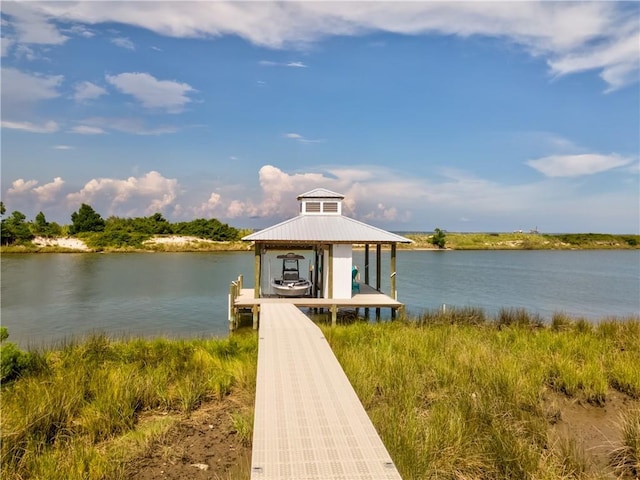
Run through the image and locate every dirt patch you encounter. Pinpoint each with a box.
[546,390,639,477]
[128,389,637,479]
[127,396,252,480]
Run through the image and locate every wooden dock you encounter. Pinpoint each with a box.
[251,303,402,479]
[230,281,404,329]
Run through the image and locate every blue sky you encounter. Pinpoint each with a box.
[1,2,639,233]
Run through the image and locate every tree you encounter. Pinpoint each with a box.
[431,227,447,249]
[33,211,48,236]
[32,212,61,238]
[70,204,105,234]
[0,201,5,216]
[1,211,34,245]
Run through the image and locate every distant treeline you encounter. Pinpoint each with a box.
[0,202,242,248]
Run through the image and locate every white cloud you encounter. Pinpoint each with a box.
[259,60,308,68]
[105,72,196,113]
[7,179,38,195]
[526,153,632,177]
[6,177,65,206]
[73,81,108,102]
[52,145,74,150]
[286,61,307,68]
[110,36,135,50]
[1,2,68,45]
[33,177,65,203]
[1,120,59,133]
[67,25,95,38]
[70,125,107,135]
[1,67,63,107]
[194,192,222,217]
[283,132,324,143]
[67,171,180,215]
[548,30,640,92]
[1,36,14,56]
[72,117,180,135]
[28,1,640,90]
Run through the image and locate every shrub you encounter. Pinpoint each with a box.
[0,327,35,382]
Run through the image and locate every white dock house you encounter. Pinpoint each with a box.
[236,189,409,479]
[231,188,412,327]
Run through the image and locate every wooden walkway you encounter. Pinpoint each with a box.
[251,303,402,479]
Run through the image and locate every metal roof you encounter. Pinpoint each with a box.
[243,214,412,243]
[296,188,345,200]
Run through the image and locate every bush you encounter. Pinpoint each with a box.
[0,327,34,382]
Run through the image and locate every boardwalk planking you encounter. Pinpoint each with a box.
[251,303,402,479]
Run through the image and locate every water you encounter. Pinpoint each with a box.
[1,250,638,348]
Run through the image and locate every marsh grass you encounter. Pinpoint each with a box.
[611,408,640,477]
[325,313,640,479]
[3,313,639,479]
[1,333,257,480]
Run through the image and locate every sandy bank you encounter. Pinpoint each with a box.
[33,236,91,251]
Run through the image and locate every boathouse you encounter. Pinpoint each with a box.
[237,189,409,478]
[230,188,412,328]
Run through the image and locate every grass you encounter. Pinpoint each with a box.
[324,312,640,479]
[1,333,257,480]
[404,232,640,250]
[2,312,639,479]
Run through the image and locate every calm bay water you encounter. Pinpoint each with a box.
[1,250,638,348]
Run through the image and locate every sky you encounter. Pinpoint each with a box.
[1,1,639,234]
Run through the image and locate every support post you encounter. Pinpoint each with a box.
[331,304,337,326]
[376,244,382,292]
[254,244,261,299]
[328,245,334,299]
[364,244,370,285]
[229,282,237,331]
[390,243,397,301]
[252,305,259,330]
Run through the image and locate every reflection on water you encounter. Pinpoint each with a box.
[2,250,638,347]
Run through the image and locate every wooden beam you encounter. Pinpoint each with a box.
[254,244,261,299]
[364,244,370,286]
[252,304,260,330]
[376,244,381,291]
[390,243,397,301]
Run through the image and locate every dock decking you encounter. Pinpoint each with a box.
[251,303,402,479]
[230,282,404,329]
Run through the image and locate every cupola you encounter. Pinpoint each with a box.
[297,188,344,216]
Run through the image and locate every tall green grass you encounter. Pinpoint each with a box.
[325,312,640,479]
[1,333,257,480]
[3,312,638,479]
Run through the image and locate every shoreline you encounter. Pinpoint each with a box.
[2,232,638,253]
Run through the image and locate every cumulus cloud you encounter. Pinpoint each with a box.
[1,120,59,133]
[526,153,632,177]
[193,192,222,217]
[105,72,196,113]
[73,81,108,102]
[7,179,38,195]
[66,171,180,216]
[26,1,640,91]
[33,177,65,203]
